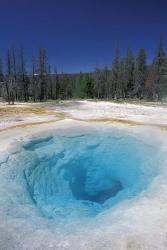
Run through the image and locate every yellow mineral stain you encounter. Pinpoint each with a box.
[0,105,167,132]
[71,117,143,126]
[0,119,63,133]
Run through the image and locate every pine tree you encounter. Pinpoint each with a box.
[124,48,134,97]
[94,67,103,98]
[6,48,16,104]
[103,66,110,99]
[78,74,94,98]
[133,48,146,98]
[0,58,3,98]
[31,56,38,101]
[111,44,120,98]
[0,58,3,81]
[19,47,28,101]
[153,33,167,99]
[38,48,47,101]
[116,59,125,99]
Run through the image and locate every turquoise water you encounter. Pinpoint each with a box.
[0,127,165,249]
[20,129,159,220]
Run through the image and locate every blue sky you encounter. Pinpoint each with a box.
[0,0,167,72]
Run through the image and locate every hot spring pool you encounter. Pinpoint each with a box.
[23,131,160,220]
[0,126,164,249]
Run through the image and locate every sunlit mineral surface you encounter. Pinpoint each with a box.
[0,101,167,250]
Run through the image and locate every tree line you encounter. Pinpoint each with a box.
[0,34,167,104]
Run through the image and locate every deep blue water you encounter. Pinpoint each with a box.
[21,129,159,220]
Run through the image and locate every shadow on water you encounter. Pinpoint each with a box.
[68,166,123,204]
